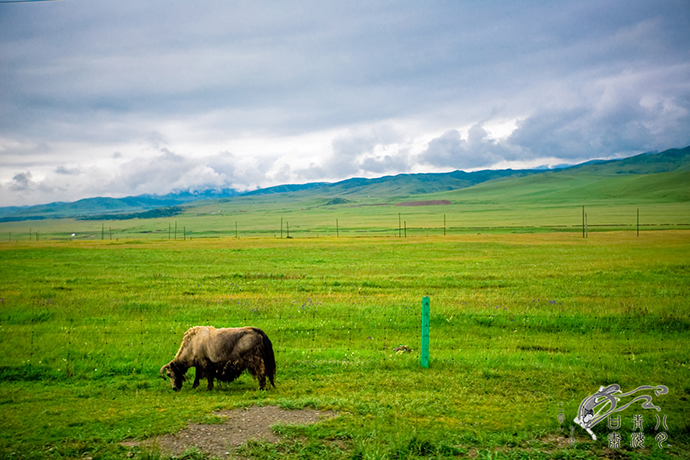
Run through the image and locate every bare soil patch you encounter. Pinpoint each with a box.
[124,405,336,458]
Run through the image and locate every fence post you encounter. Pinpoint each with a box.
[582,206,585,238]
[421,296,430,368]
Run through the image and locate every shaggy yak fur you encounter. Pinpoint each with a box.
[160,326,276,391]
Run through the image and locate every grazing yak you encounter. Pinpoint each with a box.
[160,326,276,391]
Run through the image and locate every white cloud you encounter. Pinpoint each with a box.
[0,1,689,206]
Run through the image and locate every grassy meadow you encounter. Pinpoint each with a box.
[2,196,689,242]
[3,159,689,242]
[1,230,689,459]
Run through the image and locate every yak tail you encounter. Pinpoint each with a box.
[254,327,276,388]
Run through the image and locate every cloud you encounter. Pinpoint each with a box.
[420,124,518,170]
[55,165,81,175]
[312,126,409,178]
[509,67,690,159]
[420,63,690,170]
[108,149,226,195]
[1,1,689,205]
[10,171,33,191]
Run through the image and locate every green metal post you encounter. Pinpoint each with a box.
[421,296,430,368]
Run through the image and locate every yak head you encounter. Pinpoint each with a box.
[160,361,187,391]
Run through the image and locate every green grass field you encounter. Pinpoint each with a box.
[1,231,689,459]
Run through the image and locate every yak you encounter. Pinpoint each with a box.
[160,326,276,391]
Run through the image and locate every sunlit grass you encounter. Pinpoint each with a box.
[1,232,689,459]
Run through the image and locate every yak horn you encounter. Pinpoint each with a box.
[160,364,170,380]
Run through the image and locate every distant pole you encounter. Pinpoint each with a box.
[29,227,32,241]
[637,209,640,237]
[421,296,430,368]
[582,206,585,238]
[235,221,238,239]
[336,218,339,237]
[404,221,407,238]
[183,227,186,241]
[444,214,446,236]
[286,221,290,238]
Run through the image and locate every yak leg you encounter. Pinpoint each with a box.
[246,356,267,390]
[192,367,204,389]
[207,368,215,390]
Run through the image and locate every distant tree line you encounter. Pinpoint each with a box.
[77,206,184,221]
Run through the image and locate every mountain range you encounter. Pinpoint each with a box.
[1,146,688,222]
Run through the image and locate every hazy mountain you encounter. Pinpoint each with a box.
[0,189,239,222]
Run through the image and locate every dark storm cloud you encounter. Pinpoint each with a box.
[1,0,689,205]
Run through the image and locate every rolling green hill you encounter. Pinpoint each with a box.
[428,146,690,206]
[293,169,543,198]
[234,145,690,206]
[564,145,690,175]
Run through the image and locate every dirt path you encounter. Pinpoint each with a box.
[123,405,336,458]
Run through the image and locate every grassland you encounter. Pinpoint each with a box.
[2,191,689,242]
[2,152,688,242]
[1,231,689,459]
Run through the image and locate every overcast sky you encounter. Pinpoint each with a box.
[1,0,689,206]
